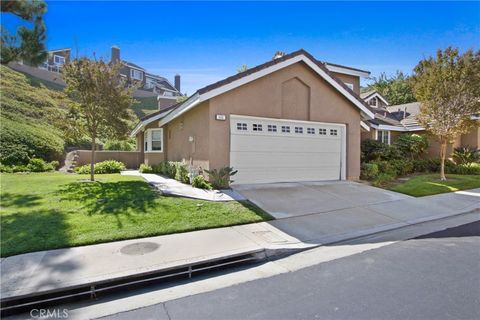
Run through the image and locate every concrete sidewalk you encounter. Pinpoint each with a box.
[122,170,245,202]
[1,188,479,303]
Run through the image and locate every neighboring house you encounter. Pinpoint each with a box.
[39,48,71,73]
[360,90,390,109]
[9,46,182,107]
[131,49,375,184]
[360,98,480,158]
[110,46,181,108]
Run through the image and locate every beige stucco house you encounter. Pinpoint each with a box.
[131,50,375,184]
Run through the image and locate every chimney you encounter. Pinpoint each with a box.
[272,51,285,60]
[174,74,181,92]
[111,46,120,63]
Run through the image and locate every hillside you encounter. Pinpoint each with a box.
[0,65,69,164]
[14,69,159,119]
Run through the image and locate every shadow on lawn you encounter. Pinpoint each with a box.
[58,180,158,227]
[1,209,70,256]
[1,192,42,208]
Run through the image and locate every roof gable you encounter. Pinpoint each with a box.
[132,50,375,136]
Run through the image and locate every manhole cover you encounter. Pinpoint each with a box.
[120,242,160,255]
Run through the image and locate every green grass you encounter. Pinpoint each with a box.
[0,173,271,257]
[389,174,480,197]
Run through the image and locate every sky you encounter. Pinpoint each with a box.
[3,1,479,94]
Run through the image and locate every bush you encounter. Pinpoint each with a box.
[191,175,213,190]
[174,162,190,184]
[393,134,429,160]
[361,139,402,162]
[27,158,56,172]
[103,139,135,151]
[388,159,414,176]
[76,160,126,174]
[139,164,153,173]
[447,163,480,175]
[205,167,238,189]
[372,173,396,187]
[452,146,479,165]
[360,163,379,180]
[370,161,397,177]
[159,161,177,178]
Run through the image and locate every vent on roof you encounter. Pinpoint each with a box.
[272,51,286,60]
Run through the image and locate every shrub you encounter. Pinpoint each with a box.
[174,162,190,184]
[205,167,238,189]
[372,173,396,187]
[191,175,213,190]
[139,164,153,173]
[360,163,379,180]
[370,161,397,177]
[361,139,402,162]
[76,160,126,174]
[388,159,414,176]
[393,134,429,160]
[0,163,13,173]
[26,158,56,172]
[447,163,480,175]
[103,139,135,151]
[159,161,177,178]
[452,146,479,165]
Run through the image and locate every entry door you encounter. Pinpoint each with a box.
[229,115,345,184]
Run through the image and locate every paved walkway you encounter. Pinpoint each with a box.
[122,170,245,202]
[1,187,479,302]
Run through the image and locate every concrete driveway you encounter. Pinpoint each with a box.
[234,181,411,219]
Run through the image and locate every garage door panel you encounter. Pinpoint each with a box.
[231,152,341,168]
[230,115,344,184]
[231,135,341,153]
[232,167,341,184]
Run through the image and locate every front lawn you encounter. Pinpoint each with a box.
[389,174,480,197]
[0,173,271,257]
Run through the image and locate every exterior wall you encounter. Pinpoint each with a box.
[461,126,480,148]
[165,102,210,170]
[158,97,178,110]
[8,62,67,86]
[330,73,360,95]
[76,150,143,169]
[207,62,363,179]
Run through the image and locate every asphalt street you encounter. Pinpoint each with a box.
[100,221,480,320]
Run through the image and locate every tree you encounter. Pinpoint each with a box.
[1,0,47,65]
[237,64,248,73]
[412,47,480,180]
[63,58,136,181]
[363,71,416,105]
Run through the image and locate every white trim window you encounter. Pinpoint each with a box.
[144,128,164,152]
[345,83,354,90]
[53,55,65,65]
[368,98,377,106]
[377,130,390,144]
[131,69,143,81]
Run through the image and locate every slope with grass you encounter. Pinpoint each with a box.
[0,173,271,257]
[390,174,480,197]
[0,65,70,165]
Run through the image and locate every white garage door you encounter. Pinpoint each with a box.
[230,115,345,184]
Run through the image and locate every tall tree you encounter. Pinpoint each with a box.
[63,58,136,181]
[364,71,416,105]
[1,0,47,65]
[412,47,480,180]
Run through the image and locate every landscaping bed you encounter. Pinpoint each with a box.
[0,173,271,257]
